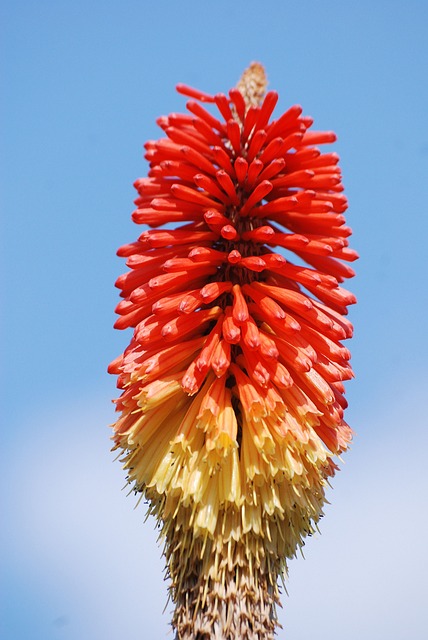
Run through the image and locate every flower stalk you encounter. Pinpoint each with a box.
[110,63,357,639]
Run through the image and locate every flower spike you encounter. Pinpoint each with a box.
[110,62,357,639]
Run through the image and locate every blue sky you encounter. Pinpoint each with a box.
[1,1,428,638]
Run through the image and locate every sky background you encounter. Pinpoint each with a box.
[1,1,428,638]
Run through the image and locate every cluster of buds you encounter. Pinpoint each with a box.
[110,63,357,639]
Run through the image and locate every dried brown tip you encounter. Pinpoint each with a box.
[236,62,268,109]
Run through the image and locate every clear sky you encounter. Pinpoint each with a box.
[1,1,428,638]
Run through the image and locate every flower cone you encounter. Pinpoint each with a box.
[110,63,357,639]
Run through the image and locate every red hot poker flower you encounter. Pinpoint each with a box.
[110,63,357,639]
